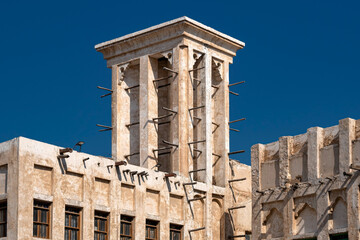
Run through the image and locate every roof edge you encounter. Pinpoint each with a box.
[95,16,245,51]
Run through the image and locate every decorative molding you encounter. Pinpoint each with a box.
[118,63,130,85]
[193,51,204,61]
[161,50,173,65]
[262,208,282,226]
[293,202,316,219]
[329,196,346,213]
[212,58,223,80]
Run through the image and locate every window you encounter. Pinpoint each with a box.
[94,211,109,240]
[33,200,51,238]
[170,224,182,240]
[145,220,159,240]
[65,206,81,240]
[120,215,133,240]
[330,233,348,240]
[0,201,6,237]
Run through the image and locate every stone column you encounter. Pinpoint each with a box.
[139,56,158,169]
[279,136,291,186]
[279,136,292,238]
[159,186,170,239]
[307,127,323,182]
[6,138,19,239]
[347,177,359,240]
[112,63,130,162]
[51,152,66,239]
[251,143,264,240]
[17,138,34,239]
[172,44,189,175]
[339,119,359,240]
[222,60,231,240]
[109,178,120,240]
[223,61,230,186]
[134,185,146,239]
[82,170,93,239]
[339,118,356,174]
[204,47,213,239]
[111,65,119,160]
[308,127,329,240]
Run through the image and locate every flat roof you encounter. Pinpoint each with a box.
[95,16,245,50]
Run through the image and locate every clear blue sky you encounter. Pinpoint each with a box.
[1,1,359,165]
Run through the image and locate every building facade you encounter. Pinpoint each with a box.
[251,118,360,240]
[0,17,252,240]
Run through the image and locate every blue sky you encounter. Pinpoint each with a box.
[0,1,359,165]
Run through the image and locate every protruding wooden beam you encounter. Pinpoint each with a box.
[228,150,245,155]
[228,81,245,87]
[228,205,245,211]
[228,178,246,183]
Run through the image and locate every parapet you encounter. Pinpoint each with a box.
[252,118,360,190]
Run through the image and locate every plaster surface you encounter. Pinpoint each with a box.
[252,118,360,240]
[0,17,251,240]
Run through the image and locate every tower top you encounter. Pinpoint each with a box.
[95,16,245,66]
[95,17,245,186]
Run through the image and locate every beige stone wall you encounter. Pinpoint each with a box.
[252,118,360,240]
[0,136,251,240]
[0,138,19,239]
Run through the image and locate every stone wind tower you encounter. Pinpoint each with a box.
[0,17,251,240]
[95,17,251,239]
[95,16,244,186]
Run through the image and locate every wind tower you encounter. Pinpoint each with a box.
[95,17,247,239]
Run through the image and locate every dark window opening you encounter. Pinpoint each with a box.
[145,219,159,240]
[120,215,134,240]
[33,200,51,239]
[330,233,348,240]
[170,224,182,240]
[94,211,109,240]
[0,201,6,237]
[65,206,81,240]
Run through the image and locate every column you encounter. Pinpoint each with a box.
[172,44,189,175]
[339,118,356,174]
[307,127,323,182]
[251,143,264,240]
[279,136,292,238]
[204,47,213,239]
[139,56,158,169]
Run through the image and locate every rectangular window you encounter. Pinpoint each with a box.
[33,200,51,239]
[0,201,6,237]
[65,206,81,240]
[94,211,109,240]
[330,234,348,240]
[145,220,159,240]
[120,215,133,240]
[170,224,182,240]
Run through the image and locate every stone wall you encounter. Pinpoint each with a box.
[252,118,360,240]
[0,136,251,239]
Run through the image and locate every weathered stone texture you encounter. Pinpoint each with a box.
[252,118,360,240]
[0,17,251,240]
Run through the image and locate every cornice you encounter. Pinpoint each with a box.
[95,17,245,60]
